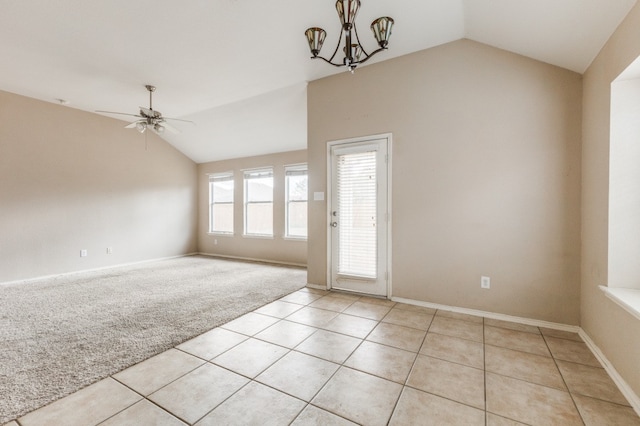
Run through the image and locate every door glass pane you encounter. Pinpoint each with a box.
[337,150,377,278]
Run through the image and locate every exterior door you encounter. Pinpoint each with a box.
[328,135,390,297]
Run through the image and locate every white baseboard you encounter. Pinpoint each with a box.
[0,253,199,287]
[197,252,307,268]
[306,283,328,291]
[579,330,640,416]
[391,296,580,332]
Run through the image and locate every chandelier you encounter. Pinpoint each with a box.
[305,0,394,73]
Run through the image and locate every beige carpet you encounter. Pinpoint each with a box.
[0,255,306,423]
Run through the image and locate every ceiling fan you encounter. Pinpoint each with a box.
[96,85,193,134]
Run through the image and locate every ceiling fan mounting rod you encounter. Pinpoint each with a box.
[145,84,156,110]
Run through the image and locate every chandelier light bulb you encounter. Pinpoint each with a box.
[305,27,327,57]
[371,17,394,48]
[336,0,360,28]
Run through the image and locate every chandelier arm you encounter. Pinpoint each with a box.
[311,55,347,68]
[351,22,371,58]
[354,47,387,65]
[327,28,346,65]
[310,46,387,68]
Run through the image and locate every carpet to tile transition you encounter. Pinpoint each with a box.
[0,255,306,423]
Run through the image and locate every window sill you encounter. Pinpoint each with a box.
[599,286,640,321]
[207,232,234,236]
[242,234,274,240]
[284,237,308,242]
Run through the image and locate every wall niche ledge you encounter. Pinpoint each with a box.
[600,286,640,321]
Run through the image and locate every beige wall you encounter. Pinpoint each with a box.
[0,90,198,283]
[582,3,640,397]
[198,150,308,266]
[308,39,583,324]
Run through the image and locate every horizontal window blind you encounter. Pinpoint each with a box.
[208,172,234,233]
[337,150,377,278]
[285,164,308,238]
[285,165,308,202]
[209,172,233,182]
[244,169,273,180]
[244,169,273,203]
[285,165,307,177]
[209,173,234,203]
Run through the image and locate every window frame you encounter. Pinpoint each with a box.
[243,167,274,237]
[284,163,308,240]
[208,172,234,235]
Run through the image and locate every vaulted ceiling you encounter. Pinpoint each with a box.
[0,0,636,163]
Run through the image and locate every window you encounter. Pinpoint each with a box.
[603,58,640,320]
[208,172,234,234]
[244,168,273,236]
[285,164,308,239]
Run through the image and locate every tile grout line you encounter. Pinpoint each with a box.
[284,292,427,424]
[483,320,539,425]
[111,313,300,425]
[484,331,605,394]
[284,293,364,425]
[483,316,487,426]
[383,309,436,425]
[233,295,416,424]
[380,306,428,425]
[98,378,182,426]
[189,378,256,425]
[542,332,638,407]
[187,306,315,425]
[540,332,587,425]
[97,294,315,425]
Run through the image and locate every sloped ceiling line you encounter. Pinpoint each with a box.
[0,0,636,162]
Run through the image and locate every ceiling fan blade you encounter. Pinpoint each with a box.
[95,110,142,118]
[159,121,180,134]
[163,116,195,125]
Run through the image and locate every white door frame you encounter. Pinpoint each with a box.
[326,133,393,298]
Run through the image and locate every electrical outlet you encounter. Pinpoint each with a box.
[80,250,88,257]
[481,276,490,289]
[106,247,113,254]
[214,239,218,245]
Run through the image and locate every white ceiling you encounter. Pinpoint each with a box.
[0,0,636,163]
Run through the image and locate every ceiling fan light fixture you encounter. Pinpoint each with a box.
[96,85,194,135]
[305,0,393,72]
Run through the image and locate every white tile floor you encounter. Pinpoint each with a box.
[8,288,640,426]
